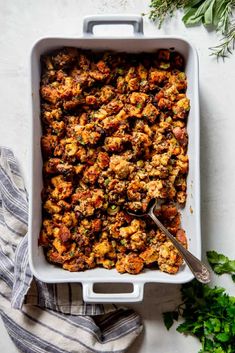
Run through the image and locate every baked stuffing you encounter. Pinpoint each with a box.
[39,47,189,275]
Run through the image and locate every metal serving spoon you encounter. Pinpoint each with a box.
[127,200,211,284]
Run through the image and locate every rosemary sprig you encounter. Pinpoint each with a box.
[210,23,235,58]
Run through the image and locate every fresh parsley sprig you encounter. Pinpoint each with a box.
[207,250,235,280]
[163,251,235,353]
[147,0,235,59]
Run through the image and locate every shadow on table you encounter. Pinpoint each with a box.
[199,89,214,260]
[127,283,182,353]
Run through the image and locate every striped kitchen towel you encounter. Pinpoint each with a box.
[0,147,142,353]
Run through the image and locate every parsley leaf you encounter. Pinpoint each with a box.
[207,250,235,275]
[163,311,178,330]
[162,251,235,353]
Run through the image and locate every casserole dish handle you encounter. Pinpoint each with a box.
[83,282,144,303]
[83,15,143,36]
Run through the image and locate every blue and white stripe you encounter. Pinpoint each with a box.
[0,147,142,353]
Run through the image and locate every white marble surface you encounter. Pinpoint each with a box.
[0,0,235,352]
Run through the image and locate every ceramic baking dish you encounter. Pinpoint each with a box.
[28,15,200,303]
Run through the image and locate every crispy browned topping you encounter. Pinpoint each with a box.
[40,48,189,275]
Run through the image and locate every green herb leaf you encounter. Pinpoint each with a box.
[148,0,187,28]
[184,0,218,25]
[163,311,178,330]
[182,8,200,25]
[203,0,216,25]
[186,0,205,7]
[104,178,110,186]
[207,250,235,275]
[208,318,221,332]
[117,68,124,75]
[120,239,127,246]
[216,332,231,342]
[210,24,235,58]
[77,135,85,145]
[162,260,235,353]
[214,0,233,33]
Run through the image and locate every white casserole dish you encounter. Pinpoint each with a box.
[28,15,200,303]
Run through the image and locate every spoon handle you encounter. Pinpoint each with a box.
[148,210,211,284]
